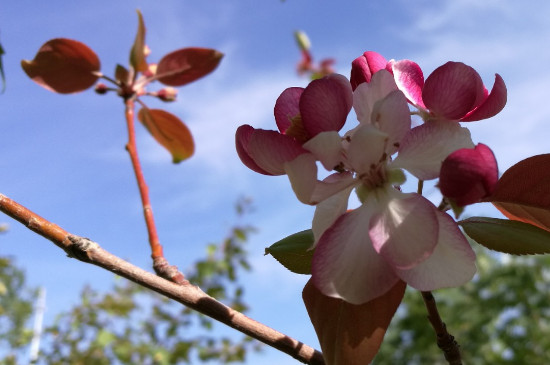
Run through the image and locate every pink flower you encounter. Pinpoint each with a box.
[284,71,477,304]
[391,60,507,122]
[236,73,352,175]
[439,143,499,206]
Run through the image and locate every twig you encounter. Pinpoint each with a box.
[0,193,325,365]
[421,291,462,365]
[124,98,186,284]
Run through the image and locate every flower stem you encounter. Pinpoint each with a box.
[124,98,163,259]
[421,291,462,365]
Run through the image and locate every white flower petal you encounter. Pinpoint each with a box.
[347,124,388,174]
[395,209,476,290]
[371,90,411,155]
[369,191,438,269]
[391,120,475,180]
[353,70,398,125]
[303,131,343,171]
[284,153,318,204]
[285,155,356,205]
[312,204,400,305]
[312,185,354,246]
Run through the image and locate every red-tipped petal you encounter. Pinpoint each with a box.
[423,62,485,120]
[461,74,507,121]
[350,51,388,90]
[235,125,306,175]
[236,125,271,175]
[439,143,498,206]
[391,60,426,108]
[300,74,353,137]
[274,87,304,133]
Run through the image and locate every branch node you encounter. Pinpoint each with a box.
[67,235,99,262]
[153,256,189,285]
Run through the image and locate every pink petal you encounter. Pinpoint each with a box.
[439,143,499,206]
[391,120,474,180]
[369,192,438,269]
[391,60,426,108]
[353,70,398,125]
[239,126,306,175]
[312,205,400,304]
[235,125,271,175]
[461,74,507,122]
[300,73,353,136]
[370,90,411,155]
[350,51,388,90]
[423,62,485,120]
[395,209,476,290]
[274,87,304,133]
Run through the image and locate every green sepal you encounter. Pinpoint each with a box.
[459,216,550,255]
[265,229,314,274]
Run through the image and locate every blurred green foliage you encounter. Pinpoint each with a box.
[374,245,550,364]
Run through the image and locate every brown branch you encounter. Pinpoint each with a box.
[421,291,462,365]
[0,193,325,365]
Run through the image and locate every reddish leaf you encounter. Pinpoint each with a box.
[486,154,550,231]
[302,279,406,365]
[137,108,194,163]
[156,48,223,87]
[21,38,100,93]
[129,9,148,74]
[115,64,130,85]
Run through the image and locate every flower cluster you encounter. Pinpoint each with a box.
[236,51,506,304]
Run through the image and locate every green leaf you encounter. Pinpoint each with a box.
[459,216,550,255]
[302,279,406,365]
[129,9,148,74]
[264,229,314,274]
[487,154,550,231]
[21,38,100,94]
[137,108,194,163]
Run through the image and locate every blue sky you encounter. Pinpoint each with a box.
[1,1,550,363]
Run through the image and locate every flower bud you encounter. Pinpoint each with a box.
[94,82,109,94]
[156,87,178,102]
[439,143,498,206]
[350,51,389,90]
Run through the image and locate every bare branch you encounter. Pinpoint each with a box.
[421,291,462,365]
[0,193,325,365]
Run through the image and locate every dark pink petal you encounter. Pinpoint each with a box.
[439,143,498,206]
[312,205,400,304]
[350,51,388,90]
[274,87,304,133]
[394,209,476,290]
[235,125,305,175]
[461,74,507,121]
[391,60,426,108]
[300,74,353,137]
[236,125,271,175]
[369,192,439,269]
[423,62,485,120]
